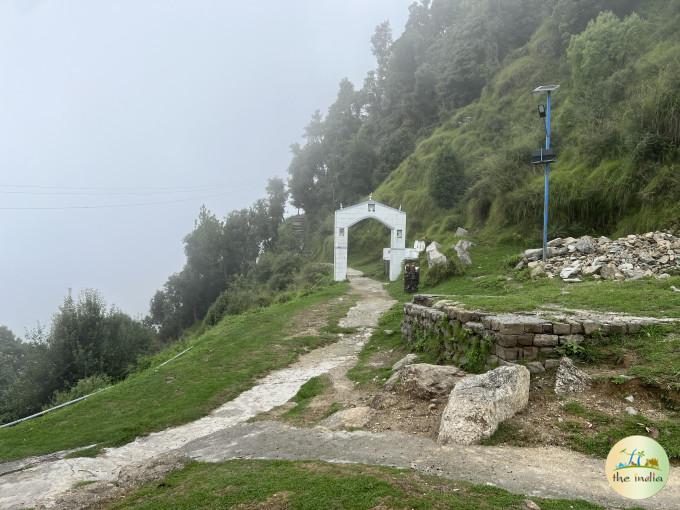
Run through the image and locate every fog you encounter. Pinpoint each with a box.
[0,0,412,336]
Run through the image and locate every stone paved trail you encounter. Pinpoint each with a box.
[0,270,395,510]
[2,272,678,510]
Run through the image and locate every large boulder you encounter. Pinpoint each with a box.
[554,357,592,396]
[385,363,465,399]
[426,242,448,268]
[454,239,474,266]
[438,365,530,445]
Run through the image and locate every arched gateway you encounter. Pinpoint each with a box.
[334,198,406,282]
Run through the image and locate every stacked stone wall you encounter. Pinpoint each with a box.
[402,295,673,369]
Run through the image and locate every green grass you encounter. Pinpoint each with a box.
[560,401,680,461]
[384,239,680,318]
[282,375,331,420]
[567,325,680,393]
[64,445,102,459]
[347,305,407,386]
[107,459,606,510]
[484,401,680,462]
[0,283,350,462]
[620,327,680,392]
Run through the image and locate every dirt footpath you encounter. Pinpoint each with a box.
[0,271,394,510]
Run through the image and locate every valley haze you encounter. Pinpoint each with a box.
[0,0,412,336]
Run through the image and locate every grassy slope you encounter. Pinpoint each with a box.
[0,283,350,462]
[367,0,680,246]
[379,238,680,318]
[107,459,607,510]
[485,392,680,462]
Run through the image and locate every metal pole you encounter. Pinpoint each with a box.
[542,91,552,263]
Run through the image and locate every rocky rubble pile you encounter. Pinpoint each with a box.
[517,231,680,281]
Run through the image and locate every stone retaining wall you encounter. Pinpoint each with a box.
[402,295,673,369]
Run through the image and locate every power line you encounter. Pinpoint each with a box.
[0,183,227,191]
[0,192,232,210]
[0,188,231,197]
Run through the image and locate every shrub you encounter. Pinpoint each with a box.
[45,374,111,409]
[295,262,333,289]
[428,145,466,208]
[421,248,465,287]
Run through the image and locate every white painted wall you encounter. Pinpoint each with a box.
[334,200,406,281]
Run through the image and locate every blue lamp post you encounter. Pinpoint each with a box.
[531,84,559,263]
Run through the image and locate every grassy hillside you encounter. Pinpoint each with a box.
[0,283,350,462]
[108,460,605,510]
[369,0,680,247]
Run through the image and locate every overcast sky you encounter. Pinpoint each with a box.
[0,0,412,337]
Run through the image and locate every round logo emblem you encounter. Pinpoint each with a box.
[605,435,670,499]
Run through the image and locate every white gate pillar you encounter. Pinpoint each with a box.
[389,228,406,281]
[333,199,406,282]
[333,216,348,281]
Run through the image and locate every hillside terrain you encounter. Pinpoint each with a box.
[2,1,680,509]
[288,0,680,263]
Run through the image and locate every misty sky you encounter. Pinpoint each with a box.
[0,0,413,337]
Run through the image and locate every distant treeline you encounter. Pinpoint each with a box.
[0,178,335,424]
[0,296,155,423]
[288,0,680,241]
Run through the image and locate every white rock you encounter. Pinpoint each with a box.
[454,239,474,266]
[385,363,466,399]
[555,357,591,396]
[320,406,372,430]
[426,242,447,268]
[575,236,596,254]
[582,264,602,276]
[623,269,646,281]
[524,248,543,260]
[455,227,469,237]
[438,365,530,445]
[524,500,542,510]
[600,263,620,280]
[391,353,418,372]
[560,265,581,279]
[625,406,638,416]
[526,361,546,374]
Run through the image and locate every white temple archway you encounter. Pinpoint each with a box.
[334,198,406,282]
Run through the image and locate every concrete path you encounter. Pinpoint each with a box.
[3,272,677,510]
[0,270,395,510]
[183,420,679,510]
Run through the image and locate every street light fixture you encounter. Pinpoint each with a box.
[531,84,559,263]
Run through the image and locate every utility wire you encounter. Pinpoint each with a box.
[0,192,232,210]
[0,188,231,197]
[0,183,226,191]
